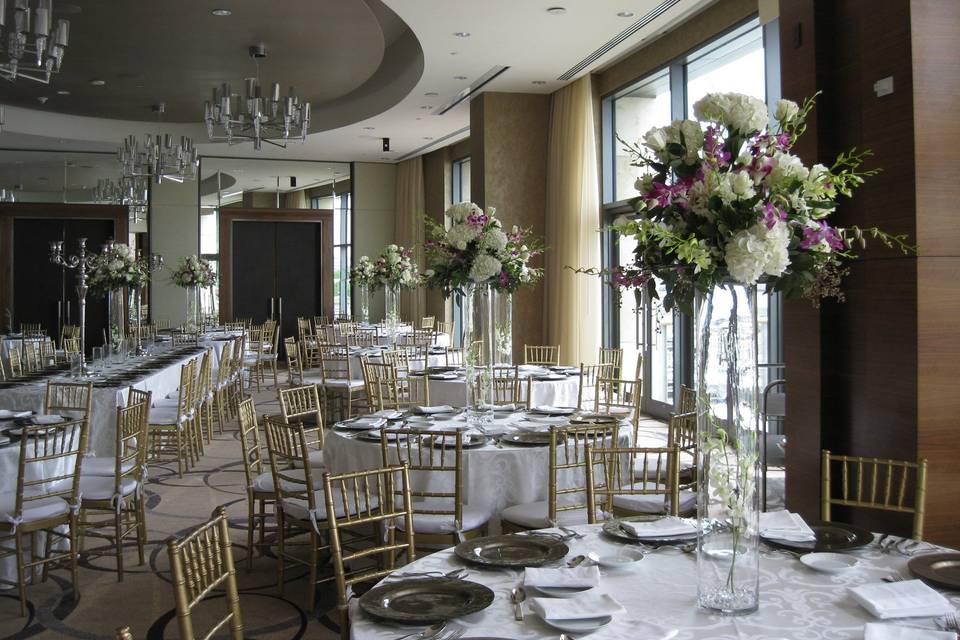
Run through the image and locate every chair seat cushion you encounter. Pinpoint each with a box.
[291,449,325,470]
[611,482,697,514]
[153,398,181,408]
[81,456,135,477]
[398,499,491,534]
[633,455,695,481]
[149,408,186,426]
[79,475,139,502]
[281,490,379,523]
[500,500,588,529]
[252,469,308,494]
[0,492,70,526]
[323,379,366,389]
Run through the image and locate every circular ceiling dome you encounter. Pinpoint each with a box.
[1,0,412,125]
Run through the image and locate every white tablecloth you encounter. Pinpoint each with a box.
[426,375,581,409]
[1,336,53,368]
[349,523,960,640]
[325,412,627,532]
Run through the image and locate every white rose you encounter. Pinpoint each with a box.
[468,254,502,282]
[642,126,668,152]
[775,99,800,123]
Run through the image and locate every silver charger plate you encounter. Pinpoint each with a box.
[454,534,569,568]
[358,577,494,624]
[601,516,699,545]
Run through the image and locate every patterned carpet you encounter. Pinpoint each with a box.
[0,387,341,640]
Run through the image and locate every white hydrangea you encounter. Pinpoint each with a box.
[775,99,800,123]
[468,253,502,282]
[445,201,482,223]
[724,221,792,284]
[479,228,508,253]
[445,223,480,250]
[716,170,756,204]
[768,151,810,188]
[694,92,769,134]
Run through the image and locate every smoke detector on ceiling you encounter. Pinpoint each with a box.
[249,43,267,59]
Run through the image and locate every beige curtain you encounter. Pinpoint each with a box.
[394,156,426,323]
[544,75,601,365]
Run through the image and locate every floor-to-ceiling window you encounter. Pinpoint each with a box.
[449,157,471,346]
[600,16,781,418]
[312,190,352,318]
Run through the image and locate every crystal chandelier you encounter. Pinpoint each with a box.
[203,43,310,150]
[119,103,199,184]
[0,0,70,84]
[93,176,149,222]
[0,187,15,202]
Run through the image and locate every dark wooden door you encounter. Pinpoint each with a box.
[232,221,277,324]
[13,218,65,335]
[276,222,322,341]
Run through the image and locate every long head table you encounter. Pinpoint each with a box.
[348,523,960,640]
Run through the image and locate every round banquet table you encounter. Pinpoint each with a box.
[324,412,629,532]
[348,523,960,640]
[425,372,581,409]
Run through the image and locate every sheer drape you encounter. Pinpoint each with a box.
[394,156,426,323]
[545,75,601,365]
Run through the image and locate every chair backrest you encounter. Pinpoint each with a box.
[347,329,377,348]
[297,317,314,342]
[237,397,265,489]
[114,393,151,489]
[678,384,696,413]
[420,316,436,329]
[45,381,93,421]
[578,363,614,410]
[284,337,304,386]
[63,337,82,355]
[821,450,928,540]
[128,386,151,408]
[324,465,415,640]
[246,326,264,355]
[167,506,244,640]
[598,347,624,378]
[262,416,317,511]
[196,349,214,407]
[20,322,44,336]
[382,429,464,526]
[22,339,41,372]
[586,445,681,520]
[363,361,429,410]
[319,345,352,382]
[444,347,465,367]
[524,344,560,366]
[277,384,325,449]
[216,341,234,386]
[166,359,196,420]
[435,320,453,338]
[547,423,620,523]
[171,331,200,347]
[595,376,642,434]
[489,365,530,407]
[7,345,23,377]
[14,419,87,522]
[667,410,697,486]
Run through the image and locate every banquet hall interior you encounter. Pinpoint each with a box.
[0,0,957,638]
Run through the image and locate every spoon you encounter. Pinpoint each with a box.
[567,554,587,568]
[560,635,576,640]
[511,586,526,621]
[394,621,446,640]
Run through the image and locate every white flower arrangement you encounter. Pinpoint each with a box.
[373,245,419,289]
[350,255,378,288]
[88,243,148,294]
[170,255,217,289]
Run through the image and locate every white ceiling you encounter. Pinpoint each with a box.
[0,0,716,164]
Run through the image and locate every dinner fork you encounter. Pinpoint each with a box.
[881,574,904,583]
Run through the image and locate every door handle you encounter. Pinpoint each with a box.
[66,301,71,324]
[269,297,275,320]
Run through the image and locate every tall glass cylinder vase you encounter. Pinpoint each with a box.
[107,288,125,349]
[184,286,199,333]
[358,283,371,324]
[694,280,760,615]
[463,281,495,429]
[384,283,401,343]
[492,289,513,366]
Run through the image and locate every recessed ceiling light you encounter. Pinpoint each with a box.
[617,11,634,17]
[420,105,432,110]
[56,90,70,95]
[211,8,231,16]
[532,80,547,85]
[423,136,434,140]
[454,75,468,80]
[363,126,375,130]
[90,79,105,86]
[546,7,567,15]
[424,91,439,97]
[449,51,458,55]
[453,31,470,38]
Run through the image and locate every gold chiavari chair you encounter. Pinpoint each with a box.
[325,465,415,640]
[20,322,44,337]
[0,357,6,381]
[277,384,326,469]
[0,419,87,616]
[501,423,620,531]
[444,346,465,367]
[167,506,244,640]
[262,417,334,610]
[382,429,491,546]
[78,394,151,580]
[7,345,23,377]
[587,445,685,520]
[577,363,614,410]
[194,349,216,446]
[39,339,56,368]
[363,361,429,412]
[63,337,82,360]
[154,319,171,332]
[246,325,280,390]
[243,326,266,391]
[489,365,530,409]
[524,344,561,366]
[348,328,378,348]
[223,335,246,418]
[664,411,697,488]
[435,320,453,339]
[22,339,42,372]
[149,359,197,477]
[45,380,94,427]
[211,341,234,434]
[313,315,329,330]
[678,384,696,413]
[595,376,643,437]
[382,346,428,377]
[598,347,624,378]
[411,327,436,347]
[420,316,436,329]
[171,331,200,347]
[821,450,929,540]
[319,345,367,420]
[238,397,286,570]
[284,337,304,387]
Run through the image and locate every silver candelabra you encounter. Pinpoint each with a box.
[49,238,99,375]
[134,251,164,356]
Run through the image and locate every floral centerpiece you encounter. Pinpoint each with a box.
[88,243,147,294]
[374,244,419,289]
[575,91,912,615]
[423,203,543,296]
[350,255,378,323]
[170,255,217,331]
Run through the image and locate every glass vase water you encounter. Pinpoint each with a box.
[358,283,371,324]
[184,285,198,332]
[384,283,400,343]
[463,281,495,429]
[107,288,125,349]
[492,289,513,366]
[694,281,761,615]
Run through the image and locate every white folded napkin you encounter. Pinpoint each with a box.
[348,417,387,428]
[414,405,456,414]
[531,405,575,415]
[0,410,32,419]
[759,510,816,542]
[589,620,678,640]
[372,410,403,420]
[525,566,601,589]
[525,415,570,425]
[528,592,625,621]
[850,580,954,619]
[32,414,64,425]
[491,403,517,412]
[512,420,552,433]
[864,623,956,640]
[620,516,698,539]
